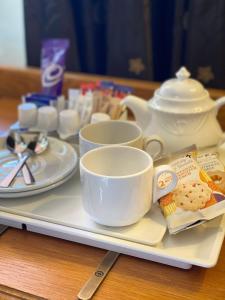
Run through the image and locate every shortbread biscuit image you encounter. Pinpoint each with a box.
[208,170,225,194]
[172,181,211,211]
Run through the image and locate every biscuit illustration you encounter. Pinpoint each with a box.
[208,170,225,194]
[172,181,211,211]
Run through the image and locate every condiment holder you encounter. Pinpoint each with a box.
[18,103,37,128]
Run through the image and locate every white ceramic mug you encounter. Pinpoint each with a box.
[79,120,164,158]
[80,145,177,227]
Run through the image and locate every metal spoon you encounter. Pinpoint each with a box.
[0,133,48,188]
[6,133,35,185]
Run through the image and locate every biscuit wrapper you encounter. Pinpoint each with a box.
[197,149,225,194]
[159,147,225,234]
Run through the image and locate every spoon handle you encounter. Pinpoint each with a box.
[22,163,35,185]
[0,155,30,188]
[16,152,35,185]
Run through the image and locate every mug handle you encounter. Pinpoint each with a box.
[152,165,178,204]
[143,135,164,160]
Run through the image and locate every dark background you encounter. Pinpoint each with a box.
[24,0,225,88]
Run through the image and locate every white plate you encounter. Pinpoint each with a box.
[0,137,78,193]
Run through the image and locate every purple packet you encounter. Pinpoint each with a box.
[28,93,56,100]
[23,95,53,107]
[114,84,133,95]
[41,39,70,97]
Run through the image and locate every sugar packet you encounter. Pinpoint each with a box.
[158,146,225,234]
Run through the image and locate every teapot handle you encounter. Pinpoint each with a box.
[215,96,225,112]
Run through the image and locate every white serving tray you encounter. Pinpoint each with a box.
[0,170,224,269]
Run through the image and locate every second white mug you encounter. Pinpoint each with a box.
[79,120,164,158]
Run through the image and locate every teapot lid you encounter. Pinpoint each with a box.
[150,67,215,113]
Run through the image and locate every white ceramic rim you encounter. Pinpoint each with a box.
[79,120,143,147]
[80,145,153,179]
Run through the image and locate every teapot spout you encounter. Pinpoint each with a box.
[215,96,225,112]
[121,95,151,130]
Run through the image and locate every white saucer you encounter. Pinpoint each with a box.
[0,137,78,194]
[0,168,77,198]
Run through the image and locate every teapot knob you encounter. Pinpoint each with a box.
[176,67,191,80]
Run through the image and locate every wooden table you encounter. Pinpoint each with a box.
[0,67,225,300]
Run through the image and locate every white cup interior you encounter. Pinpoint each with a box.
[80,121,142,145]
[81,146,152,177]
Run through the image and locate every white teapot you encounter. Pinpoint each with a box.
[122,67,225,153]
